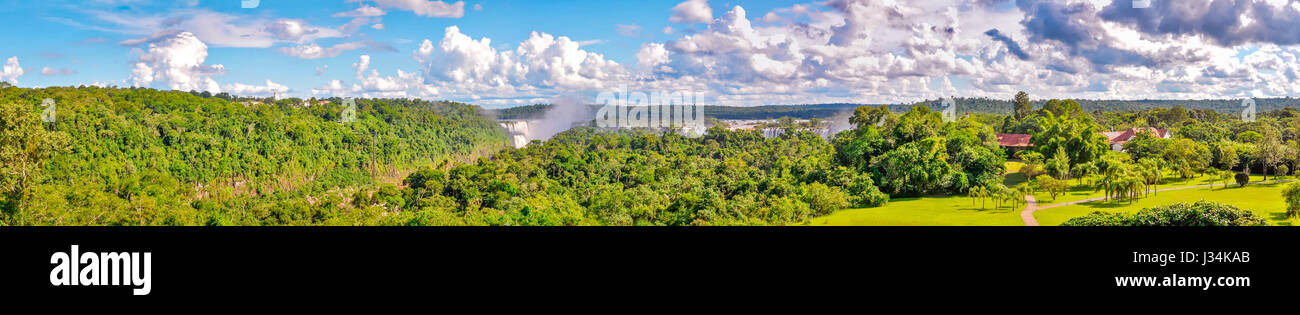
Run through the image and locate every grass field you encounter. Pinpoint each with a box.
[805,195,1024,226]
[1003,161,1028,187]
[807,163,1291,226]
[1034,182,1299,226]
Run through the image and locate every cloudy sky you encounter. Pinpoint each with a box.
[2,0,1299,107]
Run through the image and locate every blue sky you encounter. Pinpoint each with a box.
[1,1,1298,107]
[2,0,721,96]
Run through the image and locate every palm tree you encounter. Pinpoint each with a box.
[989,184,1010,210]
[1072,162,1097,186]
[1091,158,1123,201]
[1122,175,1142,203]
[970,186,986,209]
[1138,158,1163,196]
[1013,184,1032,210]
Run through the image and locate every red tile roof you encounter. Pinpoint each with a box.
[996,128,1168,148]
[1103,128,1169,144]
[997,133,1033,147]
[1100,131,1125,142]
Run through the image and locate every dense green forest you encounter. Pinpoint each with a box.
[464,95,1300,225]
[0,86,507,225]
[6,85,1300,226]
[387,127,887,225]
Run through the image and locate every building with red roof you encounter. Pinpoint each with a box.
[995,128,1171,153]
[996,133,1033,147]
[1100,128,1171,151]
[996,133,1033,154]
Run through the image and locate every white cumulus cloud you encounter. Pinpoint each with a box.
[670,0,714,23]
[85,9,342,48]
[313,54,438,99]
[279,42,367,59]
[353,0,466,18]
[40,67,76,76]
[413,25,626,93]
[223,80,290,97]
[128,32,225,93]
[1,57,23,84]
[635,43,671,73]
[333,5,387,17]
[265,18,343,43]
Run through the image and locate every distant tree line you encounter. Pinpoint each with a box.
[490,103,862,121]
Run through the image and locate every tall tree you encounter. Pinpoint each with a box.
[970,186,986,209]
[1138,158,1164,195]
[1044,146,1071,180]
[1040,99,1084,118]
[889,106,945,145]
[1071,161,1098,186]
[1030,110,1109,166]
[1258,131,1285,180]
[1164,139,1211,179]
[870,137,956,196]
[1160,106,1189,125]
[1013,91,1032,120]
[1215,143,1239,172]
[849,105,892,129]
[1034,175,1067,201]
[0,102,69,223]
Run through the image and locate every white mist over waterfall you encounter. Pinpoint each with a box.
[826,109,855,136]
[534,94,592,143]
[499,95,593,148]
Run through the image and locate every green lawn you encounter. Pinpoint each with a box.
[1003,161,1028,187]
[805,195,1024,226]
[807,171,1292,226]
[1034,181,1299,226]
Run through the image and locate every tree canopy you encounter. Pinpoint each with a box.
[0,86,508,225]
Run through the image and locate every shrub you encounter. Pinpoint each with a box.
[800,182,850,216]
[1284,183,1300,219]
[765,196,812,224]
[1034,175,1068,200]
[831,167,889,208]
[1062,201,1267,226]
[1235,173,1250,187]
[1057,211,1129,226]
[857,189,890,208]
[1277,165,1289,178]
[1019,163,1041,178]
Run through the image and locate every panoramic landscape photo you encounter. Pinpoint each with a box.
[3,0,1300,226]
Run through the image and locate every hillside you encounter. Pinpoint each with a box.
[0,86,508,225]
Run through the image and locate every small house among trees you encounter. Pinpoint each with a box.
[1101,128,1171,151]
[997,128,1170,153]
[996,133,1033,155]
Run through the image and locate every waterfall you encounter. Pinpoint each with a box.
[499,120,532,148]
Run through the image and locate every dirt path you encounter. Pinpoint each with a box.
[1020,195,1040,226]
[1019,180,1294,226]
